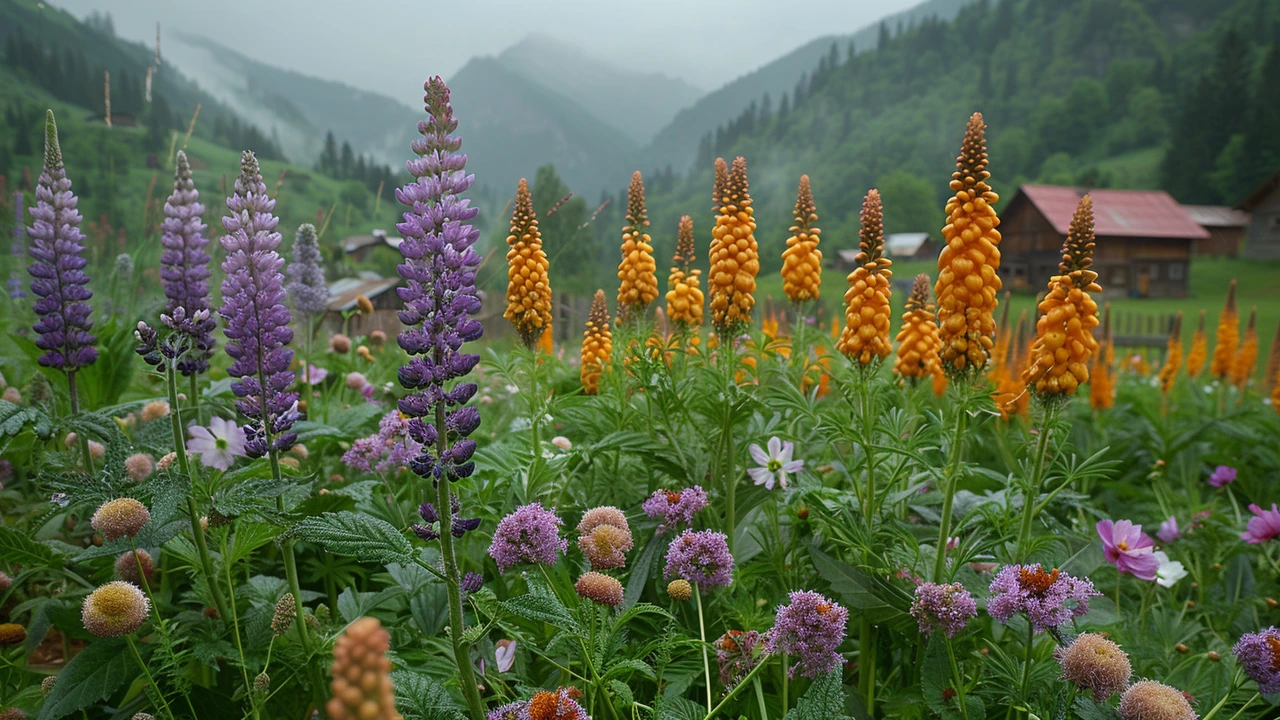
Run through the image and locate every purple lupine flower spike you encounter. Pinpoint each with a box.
[394,76,484,485]
[9,190,25,300]
[286,223,327,315]
[27,110,97,370]
[218,150,298,457]
[160,150,216,375]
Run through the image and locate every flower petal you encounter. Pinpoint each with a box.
[749,443,770,467]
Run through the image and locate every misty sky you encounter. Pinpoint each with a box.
[52,0,916,101]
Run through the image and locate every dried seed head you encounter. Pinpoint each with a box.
[253,672,270,693]
[667,579,693,601]
[0,623,26,646]
[91,498,151,541]
[41,676,56,695]
[1054,632,1131,701]
[115,549,155,584]
[271,593,296,636]
[1118,680,1196,720]
[156,452,177,471]
[140,400,170,422]
[575,571,624,607]
[82,582,150,637]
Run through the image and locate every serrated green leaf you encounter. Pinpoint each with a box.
[143,468,190,524]
[499,586,580,633]
[603,657,656,681]
[37,638,135,720]
[781,670,850,720]
[608,679,635,713]
[393,668,466,720]
[293,511,413,563]
[0,525,66,568]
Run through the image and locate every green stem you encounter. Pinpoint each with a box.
[1214,692,1259,720]
[695,584,713,714]
[701,655,771,720]
[944,638,969,720]
[933,402,969,582]
[1017,623,1034,717]
[188,373,203,427]
[1015,401,1058,562]
[859,616,877,716]
[860,375,877,526]
[128,538,199,720]
[221,534,259,720]
[753,676,769,720]
[126,635,177,720]
[68,370,94,475]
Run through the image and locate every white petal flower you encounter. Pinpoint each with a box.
[748,436,805,490]
[1152,551,1187,588]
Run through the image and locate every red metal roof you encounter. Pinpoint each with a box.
[1017,185,1209,240]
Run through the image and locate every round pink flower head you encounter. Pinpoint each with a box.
[1241,503,1280,544]
[987,564,1100,633]
[910,582,977,637]
[488,502,568,574]
[1207,465,1236,488]
[124,453,155,482]
[1233,626,1280,694]
[115,548,155,584]
[1118,680,1196,720]
[575,571,624,606]
[577,506,629,536]
[577,506,633,570]
[1097,520,1158,581]
[1054,632,1131,701]
[82,581,150,637]
[765,590,849,678]
[642,485,709,534]
[345,371,367,390]
[91,498,151,541]
[664,529,734,589]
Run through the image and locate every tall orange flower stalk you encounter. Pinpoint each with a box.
[1158,312,1182,396]
[1209,280,1238,380]
[837,189,893,365]
[665,215,704,333]
[326,617,402,720]
[994,311,1030,418]
[1089,303,1114,411]
[936,112,1002,377]
[1185,310,1208,378]
[503,178,552,348]
[894,274,944,388]
[780,175,822,305]
[580,290,613,395]
[990,293,1012,379]
[709,157,759,338]
[1023,195,1101,398]
[617,171,658,322]
[1265,321,1280,393]
[1231,307,1258,390]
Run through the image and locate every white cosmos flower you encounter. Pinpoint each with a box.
[747,437,804,490]
[1153,551,1187,588]
[186,417,248,471]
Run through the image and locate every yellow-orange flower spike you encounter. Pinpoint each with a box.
[1266,321,1280,392]
[617,171,658,321]
[709,157,759,337]
[537,323,553,355]
[894,274,944,385]
[581,290,613,395]
[666,215,704,331]
[1089,303,1115,410]
[838,189,893,365]
[993,310,1028,419]
[1210,280,1238,380]
[936,112,1002,376]
[712,157,729,213]
[991,292,1013,379]
[1158,313,1182,395]
[781,175,823,304]
[504,178,552,348]
[1231,306,1259,389]
[1023,194,1101,397]
[326,617,402,720]
[1186,310,1208,378]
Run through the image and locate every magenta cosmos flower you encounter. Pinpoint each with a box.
[1207,465,1237,488]
[1156,516,1180,544]
[1241,504,1280,544]
[1097,520,1158,581]
[487,502,567,573]
[186,417,248,471]
[748,437,804,490]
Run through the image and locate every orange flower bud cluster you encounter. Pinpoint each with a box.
[1023,195,1101,397]
[1090,304,1115,411]
[936,113,1002,376]
[837,189,893,365]
[537,324,554,355]
[665,215,704,331]
[894,274,944,387]
[1231,307,1258,389]
[504,178,552,348]
[1265,321,1280,393]
[1185,310,1208,378]
[1158,313,1182,395]
[617,171,658,321]
[780,175,823,304]
[709,157,759,337]
[990,295,1012,379]
[1209,280,1238,380]
[326,617,402,720]
[993,311,1030,419]
[580,290,613,395]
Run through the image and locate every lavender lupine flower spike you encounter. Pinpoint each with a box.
[394,77,484,485]
[28,110,97,370]
[160,150,216,375]
[8,190,25,299]
[286,223,327,315]
[218,151,298,457]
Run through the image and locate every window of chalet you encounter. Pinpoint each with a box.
[1109,266,1129,287]
[1168,263,1185,281]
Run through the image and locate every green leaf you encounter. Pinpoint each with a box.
[623,530,664,610]
[143,468,191,524]
[292,511,413,563]
[37,638,135,720]
[806,542,912,625]
[499,584,580,633]
[392,669,466,720]
[608,679,635,714]
[213,475,297,517]
[336,586,401,623]
[0,525,66,568]
[781,670,850,720]
[603,657,656,681]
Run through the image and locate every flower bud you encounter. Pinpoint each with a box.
[124,453,155,482]
[0,623,26,646]
[82,582,150,637]
[330,333,351,353]
[271,593,296,637]
[253,672,270,693]
[575,572,624,607]
[1054,632,1131,701]
[1118,680,1196,720]
[326,617,401,720]
[41,676,56,695]
[91,498,151,541]
[141,400,170,422]
[667,579,692,601]
[115,549,155,584]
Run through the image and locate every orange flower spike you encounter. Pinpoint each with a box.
[1265,320,1280,392]
[580,290,613,395]
[1023,194,1102,397]
[781,175,823,304]
[837,189,893,365]
[936,112,1002,376]
[617,171,658,322]
[537,324,553,355]
[893,273,944,386]
[991,291,1012,378]
[1231,306,1258,390]
[1185,310,1208,378]
[1158,312,1182,395]
[1090,305,1114,411]
[1209,280,1238,380]
[503,178,552,348]
[665,215,704,331]
[993,310,1029,419]
[326,617,402,720]
[709,157,759,338]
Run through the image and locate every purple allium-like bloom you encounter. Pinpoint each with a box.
[160,150,216,376]
[286,223,328,315]
[642,485,708,534]
[765,590,849,678]
[987,564,1099,633]
[910,582,978,637]
[715,630,762,687]
[486,701,527,720]
[393,77,484,485]
[1207,465,1237,488]
[218,151,299,457]
[341,410,422,473]
[27,110,97,371]
[1157,516,1180,544]
[488,502,567,573]
[1097,519,1159,581]
[1233,626,1280,694]
[663,529,734,588]
[1241,503,1280,544]
[9,190,24,299]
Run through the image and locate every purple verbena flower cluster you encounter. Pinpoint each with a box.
[160,150,216,375]
[27,111,97,371]
[393,77,485,486]
[910,582,978,637]
[987,564,1099,633]
[715,629,762,687]
[286,222,328,315]
[765,590,849,678]
[664,529,734,588]
[9,190,25,300]
[486,702,526,720]
[1233,626,1280,694]
[218,151,298,457]
[642,486,708,534]
[341,410,421,473]
[488,502,567,574]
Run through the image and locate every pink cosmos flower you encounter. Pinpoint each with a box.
[1241,504,1280,544]
[297,364,329,384]
[1097,520,1158,581]
[1208,465,1237,488]
[747,437,804,490]
[1156,516,1180,544]
[494,639,516,672]
[186,417,248,471]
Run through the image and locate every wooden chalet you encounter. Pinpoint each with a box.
[1239,170,1280,260]
[1182,205,1249,257]
[322,274,402,336]
[342,229,401,263]
[1000,185,1207,298]
[885,232,938,260]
